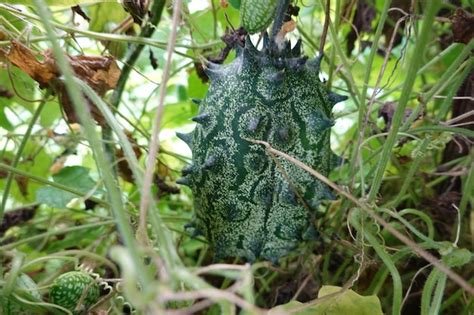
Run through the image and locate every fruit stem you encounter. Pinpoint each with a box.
[270,0,291,52]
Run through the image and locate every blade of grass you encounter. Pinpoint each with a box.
[76,78,182,269]
[32,0,152,288]
[348,0,392,190]
[368,0,442,201]
[421,268,444,315]
[137,0,183,263]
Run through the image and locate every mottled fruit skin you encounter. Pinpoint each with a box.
[49,271,100,313]
[240,0,278,34]
[178,36,347,262]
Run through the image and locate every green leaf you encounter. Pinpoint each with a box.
[441,247,472,268]
[0,64,39,110]
[161,101,198,129]
[47,225,105,251]
[0,104,13,130]
[187,70,208,99]
[217,4,240,32]
[88,3,128,32]
[39,100,61,127]
[87,3,128,58]
[269,286,383,315]
[228,0,241,9]
[35,166,98,208]
[190,9,216,43]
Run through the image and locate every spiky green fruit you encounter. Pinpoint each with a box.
[240,0,278,34]
[49,271,100,313]
[179,35,347,262]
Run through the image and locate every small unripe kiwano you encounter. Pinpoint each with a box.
[49,271,100,313]
[240,0,278,34]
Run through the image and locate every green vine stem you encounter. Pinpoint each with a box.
[0,4,220,53]
[109,0,166,109]
[32,0,152,288]
[350,209,402,315]
[0,91,50,223]
[348,0,392,190]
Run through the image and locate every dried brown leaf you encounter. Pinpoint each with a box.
[451,8,474,44]
[122,0,148,24]
[382,0,411,49]
[14,175,29,197]
[117,131,142,183]
[346,0,376,55]
[1,41,121,126]
[378,101,418,131]
[0,205,38,236]
[2,40,57,87]
[71,5,90,22]
[0,85,13,99]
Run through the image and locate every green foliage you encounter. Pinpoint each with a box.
[270,285,383,315]
[35,166,99,208]
[228,0,241,9]
[0,0,473,314]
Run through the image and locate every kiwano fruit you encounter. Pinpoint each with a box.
[178,35,347,262]
[49,271,100,313]
[240,0,278,34]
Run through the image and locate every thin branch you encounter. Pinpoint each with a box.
[159,288,263,314]
[137,0,183,240]
[319,0,330,55]
[247,138,474,296]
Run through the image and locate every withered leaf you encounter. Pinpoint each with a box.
[122,0,148,24]
[154,174,180,197]
[0,85,13,99]
[2,40,57,88]
[154,161,180,197]
[116,131,142,183]
[382,0,411,49]
[72,5,90,22]
[14,175,29,197]
[378,101,419,131]
[0,157,12,178]
[0,29,8,41]
[0,205,38,236]
[149,48,158,70]
[346,0,376,55]
[1,40,121,126]
[451,8,474,44]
